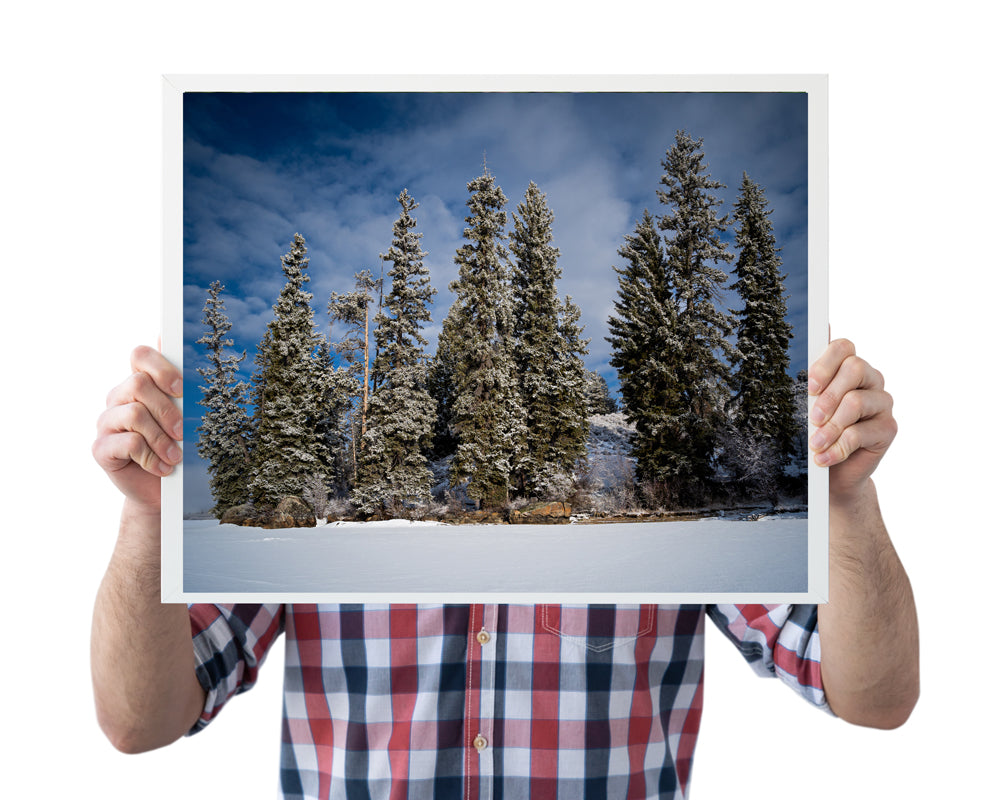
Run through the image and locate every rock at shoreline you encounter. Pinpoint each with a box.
[219,497,316,529]
[509,501,571,524]
[220,504,255,526]
[270,496,316,529]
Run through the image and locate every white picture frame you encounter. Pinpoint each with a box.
[161,74,828,604]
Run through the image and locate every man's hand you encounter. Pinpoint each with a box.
[808,338,918,729]
[91,345,204,754]
[92,345,184,515]
[807,338,897,502]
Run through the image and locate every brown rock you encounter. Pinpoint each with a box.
[510,501,571,524]
[466,510,507,524]
[265,496,316,529]
[225,497,317,529]
[220,504,255,526]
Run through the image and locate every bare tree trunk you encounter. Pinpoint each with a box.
[361,306,370,440]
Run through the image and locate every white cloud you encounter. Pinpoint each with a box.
[183,91,810,386]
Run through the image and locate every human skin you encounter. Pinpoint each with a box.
[808,338,919,728]
[90,339,918,752]
[91,346,205,753]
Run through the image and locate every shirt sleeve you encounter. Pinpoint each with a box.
[707,603,832,714]
[186,603,286,734]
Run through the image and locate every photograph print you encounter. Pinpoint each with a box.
[166,76,827,601]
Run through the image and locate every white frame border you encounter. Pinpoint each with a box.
[161,74,829,604]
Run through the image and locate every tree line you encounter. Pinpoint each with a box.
[196,130,800,520]
[609,130,800,507]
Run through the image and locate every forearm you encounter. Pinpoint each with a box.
[91,500,206,753]
[818,480,919,728]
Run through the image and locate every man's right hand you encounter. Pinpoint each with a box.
[91,345,206,754]
[92,345,184,515]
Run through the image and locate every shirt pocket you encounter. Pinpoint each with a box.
[540,604,656,653]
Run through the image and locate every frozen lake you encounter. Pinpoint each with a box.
[183,515,808,596]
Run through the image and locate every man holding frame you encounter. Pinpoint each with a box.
[91,336,917,799]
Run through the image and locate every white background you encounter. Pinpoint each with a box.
[2,2,994,797]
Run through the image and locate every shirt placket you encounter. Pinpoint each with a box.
[465,603,499,800]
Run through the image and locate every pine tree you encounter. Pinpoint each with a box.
[655,130,736,499]
[195,280,252,516]
[553,294,592,481]
[728,173,796,456]
[445,166,527,508]
[718,174,798,504]
[607,210,687,492]
[583,370,617,415]
[249,233,326,507]
[509,181,589,496]
[352,189,437,515]
[427,309,462,459]
[790,369,810,475]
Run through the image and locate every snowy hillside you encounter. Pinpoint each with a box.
[424,414,636,508]
[584,413,636,489]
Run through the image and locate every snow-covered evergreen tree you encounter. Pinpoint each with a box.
[427,309,462,459]
[352,189,437,515]
[655,130,736,499]
[607,209,687,492]
[553,294,592,481]
[509,181,589,496]
[195,280,252,516]
[445,166,527,508]
[583,370,617,415]
[728,172,796,458]
[249,233,326,506]
[790,369,810,474]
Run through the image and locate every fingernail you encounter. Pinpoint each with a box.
[810,430,827,450]
[173,421,184,439]
[171,379,184,396]
[167,444,182,463]
[815,451,833,466]
[810,405,825,425]
[158,461,174,475]
[808,378,821,395]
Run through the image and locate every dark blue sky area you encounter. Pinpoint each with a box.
[181,89,809,512]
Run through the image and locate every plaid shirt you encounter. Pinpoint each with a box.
[190,604,827,799]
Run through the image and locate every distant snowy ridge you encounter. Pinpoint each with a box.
[584,412,636,489]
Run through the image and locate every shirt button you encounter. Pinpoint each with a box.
[476,629,491,645]
[473,734,488,753]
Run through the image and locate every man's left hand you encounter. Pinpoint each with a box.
[808,338,897,500]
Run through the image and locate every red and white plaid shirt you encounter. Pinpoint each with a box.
[189,604,827,799]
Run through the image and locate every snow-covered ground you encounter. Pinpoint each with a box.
[183,514,807,595]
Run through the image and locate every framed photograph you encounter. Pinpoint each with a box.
[161,75,828,603]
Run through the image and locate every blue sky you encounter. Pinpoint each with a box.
[182,90,808,513]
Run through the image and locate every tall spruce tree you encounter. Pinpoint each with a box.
[510,181,589,496]
[445,166,527,508]
[353,190,437,515]
[583,370,617,415]
[656,130,735,500]
[427,309,462,459]
[723,173,797,500]
[195,280,252,516]
[249,233,326,506]
[554,294,592,478]
[607,209,687,489]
